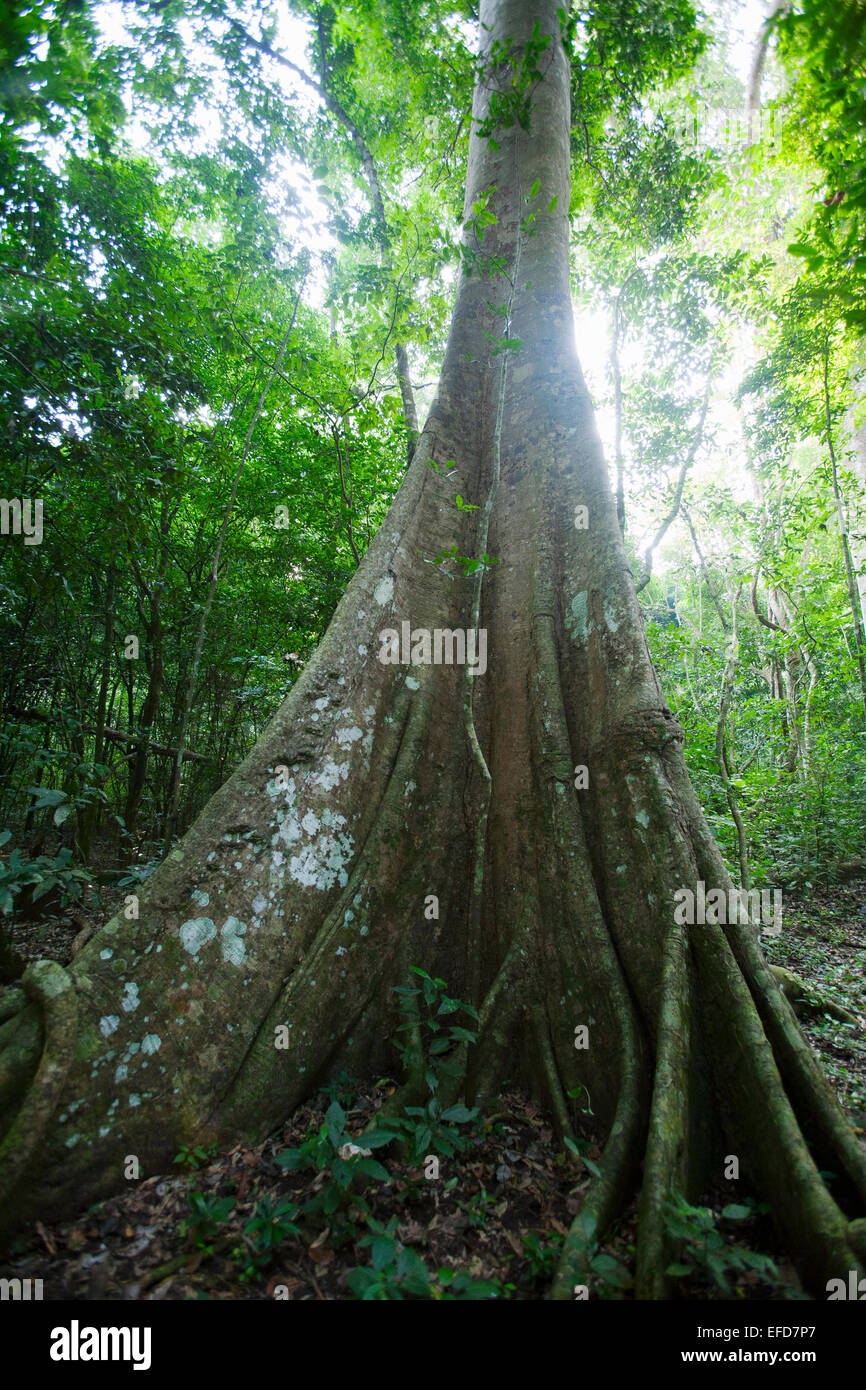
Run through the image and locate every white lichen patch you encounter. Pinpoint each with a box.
[311,756,350,792]
[358,644,368,657]
[252,892,267,916]
[336,725,363,746]
[180,917,217,957]
[220,917,247,965]
[289,817,354,890]
[314,697,329,711]
[405,676,419,691]
[99,1015,120,1038]
[404,781,416,798]
[121,982,140,1013]
[33,963,70,996]
[191,889,210,907]
[301,810,320,835]
[100,949,113,960]
[604,598,621,634]
[635,809,650,829]
[374,575,394,606]
[565,591,593,643]
[141,1033,162,1055]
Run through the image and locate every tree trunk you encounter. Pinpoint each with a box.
[77,565,116,863]
[1,0,865,1298]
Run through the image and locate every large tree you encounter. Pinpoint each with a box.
[1,0,865,1298]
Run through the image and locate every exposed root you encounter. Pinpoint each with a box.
[0,961,77,1223]
[551,964,644,1300]
[532,1003,575,1142]
[723,914,866,1211]
[691,916,862,1292]
[635,920,691,1299]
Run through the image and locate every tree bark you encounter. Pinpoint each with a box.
[1,0,864,1298]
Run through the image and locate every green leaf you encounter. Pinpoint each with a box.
[528,178,541,198]
[357,1128,393,1149]
[721,1203,752,1220]
[28,787,67,809]
[666,1263,693,1277]
[275,1148,313,1171]
[355,1157,390,1182]
[331,1155,353,1189]
[397,1246,431,1295]
[448,1026,478,1043]
[440,1104,476,1123]
[325,1100,345,1145]
[372,1236,396,1270]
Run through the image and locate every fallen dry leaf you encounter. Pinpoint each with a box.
[504,1230,523,1257]
[36,1221,56,1256]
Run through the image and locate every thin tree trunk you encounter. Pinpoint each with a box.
[715,584,750,890]
[77,565,116,862]
[824,339,866,719]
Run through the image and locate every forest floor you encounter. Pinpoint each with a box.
[2,878,865,1300]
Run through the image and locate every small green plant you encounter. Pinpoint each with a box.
[275,1100,391,1244]
[372,968,481,1161]
[522,1229,565,1286]
[565,1211,634,1297]
[232,1196,301,1282]
[181,1191,236,1250]
[663,1191,781,1294]
[173,1142,218,1172]
[347,1217,505,1300]
[0,833,92,916]
[458,1185,499,1230]
[347,1216,432,1299]
[318,1070,358,1108]
[431,544,500,577]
